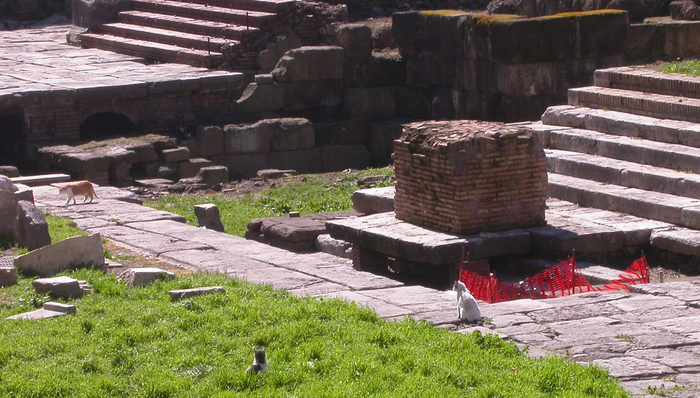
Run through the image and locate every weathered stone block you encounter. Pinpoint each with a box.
[224,121,271,154]
[315,234,352,258]
[160,147,190,163]
[0,190,18,236]
[282,80,343,111]
[335,23,374,58]
[268,118,315,152]
[256,34,302,72]
[0,166,19,177]
[178,158,213,179]
[211,153,269,179]
[119,267,175,287]
[368,119,407,167]
[0,257,17,287]
[271,46,345,83]
[157,163,178,179]
[352,187,395,214]
[33,276,84,299]
[497,62,558,97]
[489,15,572,63]
[72,0,131,30]
[169,286,226,301]
[322,145,372,172]
[43,302,77,314]
[269,148,323,174]
[234,82,284,114]
[196,126,225,157]
[194,203,225,232]
[343,52,407,88]
[575,10,629,58]
[13,200,50,251]
[198,166,229,187]
[394,85,432,119]
[406,52,455,87]
[13,234,104,277]
[315,118,368,146]
[392,11,420,48]
[343,87,396,120]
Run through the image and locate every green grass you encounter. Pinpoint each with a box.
[657,59,700,76]
[146,168,395,237]
[0,270,630,397]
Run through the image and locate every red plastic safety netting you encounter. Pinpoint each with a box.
[459,255,649,304]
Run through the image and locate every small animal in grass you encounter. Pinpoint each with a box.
[245,348,268,374]
[453,280,481,323]
[58,180,99,205]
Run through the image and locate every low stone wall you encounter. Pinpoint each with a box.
[625,17,700,64]
[391,10,629,122]
[1,0,70,21]
[189,117,379,179]
[393,120,548,234]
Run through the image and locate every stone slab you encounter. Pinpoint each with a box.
[5,309,67,320]
[33,276,84,298]
[13,234,104,277]
[0,256,18,287]
[323,290,413,319]
[169,286,225,301]
[43,302,77,314]
[91,225,209,255]
[119,267,176,287]
[327,212,531,265]
[593,357,676,380]
[351,187,395,214]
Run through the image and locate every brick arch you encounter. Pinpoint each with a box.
[79,112,138,141]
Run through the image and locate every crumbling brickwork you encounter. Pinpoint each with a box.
[393,120,547,235]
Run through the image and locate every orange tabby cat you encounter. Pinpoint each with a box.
[58,181,99,205]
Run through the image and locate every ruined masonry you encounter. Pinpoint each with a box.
[393,120,547,234]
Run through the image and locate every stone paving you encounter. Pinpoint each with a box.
[0,24,234,96]
[30,184,700,397]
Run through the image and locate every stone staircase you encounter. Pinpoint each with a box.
[523,66,700,257]
[78,0,295,68]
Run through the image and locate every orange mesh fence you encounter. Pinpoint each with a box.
[460,255,649,304]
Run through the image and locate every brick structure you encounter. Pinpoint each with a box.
[393,120,547,235]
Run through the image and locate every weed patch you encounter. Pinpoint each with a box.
[146,168,395,237]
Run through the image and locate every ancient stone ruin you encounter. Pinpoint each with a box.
[393,120,547,234]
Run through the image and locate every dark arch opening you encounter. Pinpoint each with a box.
[0,107,24,165]
[79,112,138,141]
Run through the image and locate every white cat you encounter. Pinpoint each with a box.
[453,280,481,322]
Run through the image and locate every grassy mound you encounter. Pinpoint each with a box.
[0,270,629,397]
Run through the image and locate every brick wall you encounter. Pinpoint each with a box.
[393,120,547,235]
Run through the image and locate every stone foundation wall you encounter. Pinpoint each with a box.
[12,74,244,144]
[392,10,629,122]
[393,120,547,234]
[1,0,70,21]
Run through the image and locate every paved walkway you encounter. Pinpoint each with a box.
[29,184,700,397]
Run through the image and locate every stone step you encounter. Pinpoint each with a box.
[546,149,700,200]
[118,11,258,40]
[181,0,296,13]
[100,22,234,52]
[131,0,277,27]
[80,33,224,68]
[547,173,700,230]
[539,127,700,174]
[595,66,700,100]
[568,86,700,124]
[541,105,700,148]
